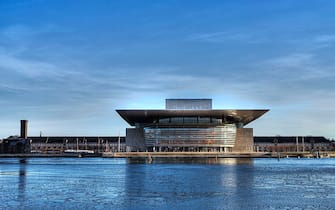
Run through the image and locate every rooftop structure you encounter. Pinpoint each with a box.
[117,99,268,152]
[165,99,212,110]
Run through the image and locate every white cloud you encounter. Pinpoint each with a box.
[0,54,63,78]
[264,53,314,68]
[257,53,335,81]
[187,31,266,43]
[314,34,335,43]
[1,24,64,41]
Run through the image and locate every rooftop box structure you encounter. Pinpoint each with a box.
[166,99,212,110]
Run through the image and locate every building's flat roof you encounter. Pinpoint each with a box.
[116,109,269,126]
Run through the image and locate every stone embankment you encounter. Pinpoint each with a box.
[102,151,335,158]
[1,151,334,158]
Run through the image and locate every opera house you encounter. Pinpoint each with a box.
[117,99,268,152]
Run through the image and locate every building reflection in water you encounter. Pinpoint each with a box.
[123,158,255,209]
[224,158,256,209]
[123,163,147,209]
[127,157,254,165]
[18,159,27,202]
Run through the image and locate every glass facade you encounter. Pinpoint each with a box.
[144,124,236,150]
[158,117,222,125]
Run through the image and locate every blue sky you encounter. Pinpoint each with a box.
[1,0,335,138]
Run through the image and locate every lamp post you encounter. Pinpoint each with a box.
[84,138,87,150]
[310,138,318,157]
[274,138,278,153]
[274,138,279,160]
[310,138,315,153]
[29,139,32,153]
[101,139,104,152]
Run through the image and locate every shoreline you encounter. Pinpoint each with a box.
[0,151,334,158]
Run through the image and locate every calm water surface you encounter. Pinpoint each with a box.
[0,158,334,210]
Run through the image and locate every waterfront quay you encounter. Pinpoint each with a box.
[1,151,335,159]
[103,151,268,158]
[103,151,335,159]
[0,153,98,158]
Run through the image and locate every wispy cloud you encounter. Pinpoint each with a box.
[257,53,335,81]
[1,24,65,40]
[314,34,335,44]
[0,54,63,78]
[187,31,266,43]
[264,53,314,68]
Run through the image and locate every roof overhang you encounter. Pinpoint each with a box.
[116,109,269,126]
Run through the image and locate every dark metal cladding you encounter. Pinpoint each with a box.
[116,109,269,126]
[20,120,28,139]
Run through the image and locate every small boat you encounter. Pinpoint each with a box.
[64,149,95,154]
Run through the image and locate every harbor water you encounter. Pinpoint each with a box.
[0,158,334,209]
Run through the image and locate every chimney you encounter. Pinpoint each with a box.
[20,120,28,139]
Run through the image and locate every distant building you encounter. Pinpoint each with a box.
[0,120,29,154]
[254,136,335,152]
[0,136,28,154]
[0,119,127,154]
[117,99,268,152]
[28,136,126,153]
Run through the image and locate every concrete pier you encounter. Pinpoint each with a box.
[102,151,271,158]
[102,151,335,158]
[0,153,100,158]
[1,151,334,158]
